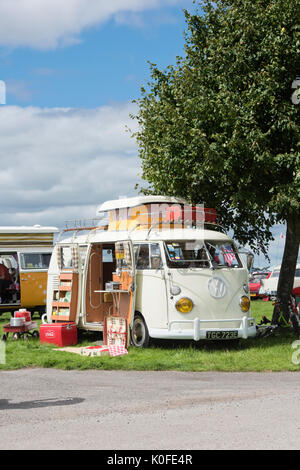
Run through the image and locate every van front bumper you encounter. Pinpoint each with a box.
[149,316,257,341]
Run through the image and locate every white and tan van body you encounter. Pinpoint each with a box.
[46,197,256,345]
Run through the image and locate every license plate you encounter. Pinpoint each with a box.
[206,330,239,340]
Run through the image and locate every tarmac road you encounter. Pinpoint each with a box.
[0,369,300,450]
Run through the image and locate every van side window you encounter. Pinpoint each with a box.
[134,243,162,270]
[150,243,162,269]
[20,253,51,270]
[59,246,73,269]
[136,244,150,270]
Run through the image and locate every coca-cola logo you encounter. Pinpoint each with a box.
[45,331,54,337]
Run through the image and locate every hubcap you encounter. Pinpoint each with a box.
[133,319,145,346]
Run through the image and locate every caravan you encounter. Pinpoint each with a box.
[0,226,59,316]
[46,196,256,346]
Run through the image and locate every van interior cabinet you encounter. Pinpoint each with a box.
[51,272,78,322]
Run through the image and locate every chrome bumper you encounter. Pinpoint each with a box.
[149,316,257,340]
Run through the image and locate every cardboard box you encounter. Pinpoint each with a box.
[81,346,109,357]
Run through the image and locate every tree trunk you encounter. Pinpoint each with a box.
[277,213,300,321]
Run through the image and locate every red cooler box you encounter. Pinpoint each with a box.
[40,323,77,347]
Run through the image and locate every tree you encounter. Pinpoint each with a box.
[133,0,300,320]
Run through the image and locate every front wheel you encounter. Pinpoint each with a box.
[130,314,150,348]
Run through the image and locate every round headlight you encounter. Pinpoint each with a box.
[240,296,250,312]
[175,297,193,313]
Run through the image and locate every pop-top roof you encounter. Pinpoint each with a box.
[96,196,188,214]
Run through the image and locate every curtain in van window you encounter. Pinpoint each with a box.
[57,245,61,270]
[71,246,78,269]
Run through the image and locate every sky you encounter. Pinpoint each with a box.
[0,0,290,268]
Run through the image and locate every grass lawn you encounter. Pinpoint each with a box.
[0,301,299,372]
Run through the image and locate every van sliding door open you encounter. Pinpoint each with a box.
[84,241,135,326]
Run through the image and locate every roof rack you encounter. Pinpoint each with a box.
[56,206,226,244]
[57,224,108,244]
[64,218,107,229]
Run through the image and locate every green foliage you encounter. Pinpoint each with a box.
[133,0,300,255]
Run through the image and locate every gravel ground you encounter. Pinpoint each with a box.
[0,369,300,450]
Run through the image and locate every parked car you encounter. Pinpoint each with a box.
[259,264,300,300]
[249,271,271,299]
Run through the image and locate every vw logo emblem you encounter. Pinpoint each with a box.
[208,277,227,299]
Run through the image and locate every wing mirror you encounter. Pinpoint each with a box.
[247,253,254,271]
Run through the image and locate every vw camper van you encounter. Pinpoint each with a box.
[0,226,59,316]
[45,196,256,346]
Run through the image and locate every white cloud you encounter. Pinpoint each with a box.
[0,0,182,49]
[5,79,33,102]
[0,103,140,228]
[0,103,291,268]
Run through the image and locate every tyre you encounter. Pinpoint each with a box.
[1,333,7,341]
[130,314,150,348]
[32,331,39,339]
[12,332,20,341]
